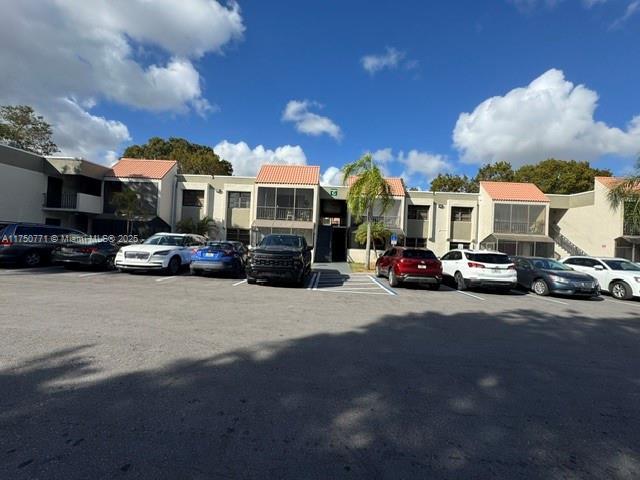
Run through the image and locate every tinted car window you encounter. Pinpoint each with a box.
[259,235,303,248]
[402,249,437,259]
[144,235,185,246]
[530,259,573,270]
[16,226,50,236]
[466,253,511,264]
[208,242,235,250]
[604,260,640,271]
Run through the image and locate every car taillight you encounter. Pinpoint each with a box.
[79,247,97,254]
[507,264,516,270]
[0,238,12,247]
[468,262,485,268]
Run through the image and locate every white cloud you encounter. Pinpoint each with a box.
[453,68,640,166]
[282,100,342,140]
[361,47,405,75]
[321,166,343,186]
[610,1,640,29]
[583,0,607,7]
[214,141,308,177]
[0,0,244,162]
[369,148,452,187]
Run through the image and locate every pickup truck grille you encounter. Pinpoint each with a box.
[253,257,293,267]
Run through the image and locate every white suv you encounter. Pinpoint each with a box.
[440,249,517,291]
[560,256,640,300]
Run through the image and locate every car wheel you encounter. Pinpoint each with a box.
[454,271,467,291]
[532,279,550,296]
[22,250,42,267]
[375,264,382,278]
[610,281,632,300]
[166,256,180,275]
[388,268,400,287]
[246,276,257,285]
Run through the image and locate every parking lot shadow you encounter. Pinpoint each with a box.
[1,309,639,479]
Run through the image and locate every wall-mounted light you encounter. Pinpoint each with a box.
[216,188,223,194]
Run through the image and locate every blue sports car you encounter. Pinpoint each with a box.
[190,241,246,276]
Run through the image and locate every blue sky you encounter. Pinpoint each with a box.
[1,0,639,188]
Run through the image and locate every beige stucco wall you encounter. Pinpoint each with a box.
[551,181,621,257]
[157,166,178,226]
[0,162,46,224]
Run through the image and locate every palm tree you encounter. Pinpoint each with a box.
[111,189,143,235]
[354,221,391,259]
[176,217,217,237]
[342,154,392,269]
[607,161,640,236]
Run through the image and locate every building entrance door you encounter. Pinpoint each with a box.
[331,227,347,262]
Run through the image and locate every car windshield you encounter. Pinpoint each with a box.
[530,259,572,271]
[259,235,303,248]
[402,249,437,259]
[144,235,185,246]
[466,253,511,264]
[208,242,234,251]
[603,259,640,271]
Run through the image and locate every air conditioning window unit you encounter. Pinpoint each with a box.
[322,217,331,226]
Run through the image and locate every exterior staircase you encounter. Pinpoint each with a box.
[549,225,588,258]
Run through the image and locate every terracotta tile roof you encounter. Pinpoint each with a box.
[481,181,549,202]
[595,176,622,189]
[107,158,177,180]
[256,165,320,185]
[347,176,406,197]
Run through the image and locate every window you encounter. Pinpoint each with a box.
[256,187,314,221]
[405,237,426,248]
[408,205,430,220]
[227,228,250,245]
[449,242,470,251]
[182,190,204,207]
[402,249,437,259]
[451,207,472,222]
[228,192,251,209]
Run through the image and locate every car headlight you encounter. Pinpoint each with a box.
[153,250,171,256]
[549,274,570,284]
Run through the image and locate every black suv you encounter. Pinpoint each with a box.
[246,234,312,286]
[0,223,85,267]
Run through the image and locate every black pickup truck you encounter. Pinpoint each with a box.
[245,234,313,286]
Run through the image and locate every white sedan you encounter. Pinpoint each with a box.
[115,233,206,275]
[560,256,640,300]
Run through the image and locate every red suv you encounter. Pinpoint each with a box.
[375,247,442,289]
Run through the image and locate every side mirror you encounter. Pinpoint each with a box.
[594,265,604,271]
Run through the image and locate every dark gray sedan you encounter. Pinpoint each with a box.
[512,256,600,297]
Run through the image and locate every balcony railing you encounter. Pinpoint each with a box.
[256,206,313,222]
[623,223,640,236]
[494,221,544,235]
[371,215,400,228]
[43,192,77,209]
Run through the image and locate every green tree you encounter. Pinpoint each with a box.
[607,159,640,236]
[123,137,233,176]
[342,154,392,270]
[514,159,611,194]
[430,173,477,193]
[474,161,515,183]
[354,221,390,258]
[0,105,58,155]
[111,189,145,235]
[176,217,217,237]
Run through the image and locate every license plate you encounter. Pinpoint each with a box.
[205,253,215,257]
[492,268,501,272]
[61,247,73,253]
[418,265,426,269]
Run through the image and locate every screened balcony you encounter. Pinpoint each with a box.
[256,187,314,222]
[493,203,546,235]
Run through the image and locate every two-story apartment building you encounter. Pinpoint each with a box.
[1,144,636,262]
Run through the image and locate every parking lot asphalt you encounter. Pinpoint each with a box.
[1,265,640,479]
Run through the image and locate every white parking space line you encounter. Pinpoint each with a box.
[306,272,317,290]
[232,279,247,287]
[368,276,398,296]
[312,272,321,290]
[78,271,115,278]
[523,294,569,306]
[155,276,177,283]
[455,290,485,301]
[320,290,389,296]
